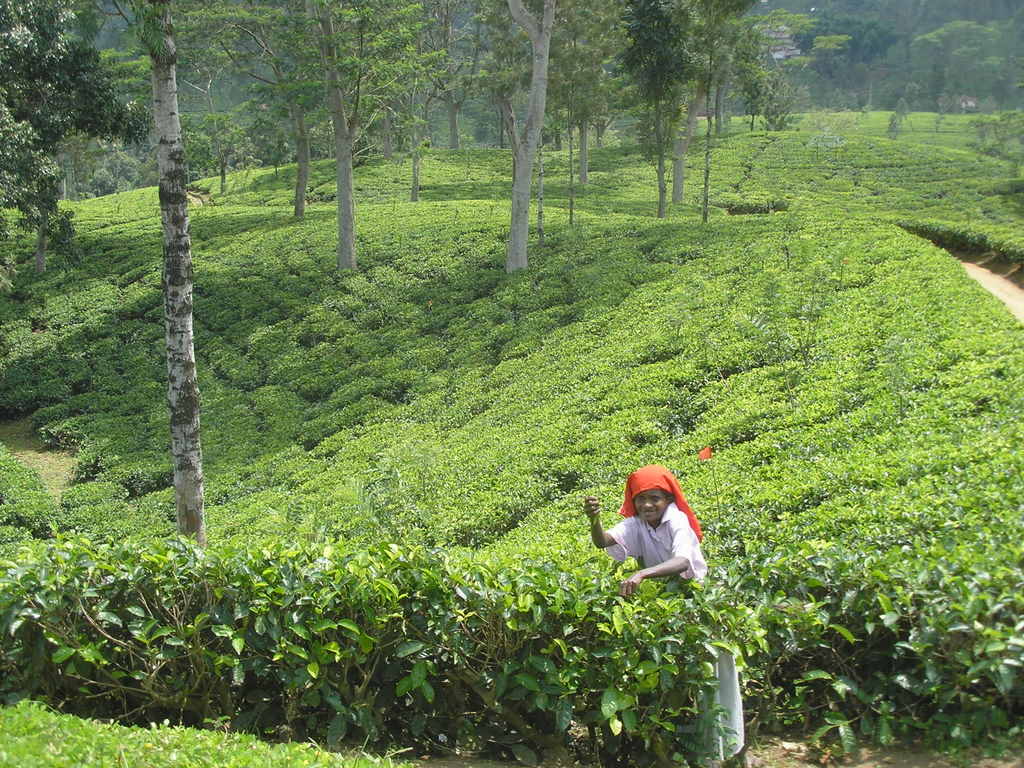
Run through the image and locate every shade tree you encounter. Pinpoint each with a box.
[621,0,693,219]
[113,0,206,544]
[0,0,147,279]
[199,0,322,218]
[422,0,483,150]
[306,0,425,271]
[478,0,557,272]
[547,0,623,186]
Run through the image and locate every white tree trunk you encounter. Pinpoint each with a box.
[673,88,704,204]
[382,112,394,160]
[34,218,47,274]
[657,149,667,219]
[447,100,460,150]
[536,141,544,248]
[411,120,421,202]
[505,0,556,273]
[149,2,205,546]
[578,120,589,184]
[335,125,356,270]
[292,107,309,219]
[507,130,533,272]
[310,0,357,270]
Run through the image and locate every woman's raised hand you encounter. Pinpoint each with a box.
[582,495,601,521]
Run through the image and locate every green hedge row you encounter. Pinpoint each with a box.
[0,699,408,768]
[2,531,1020,761]
[0,537,748,766]
[898,220,1024,264]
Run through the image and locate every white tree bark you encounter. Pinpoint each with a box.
[149,1,205,546]
[504,0,556,272]
[309,0,357,270]
[673,88,704,205]
[291,107,310,219]
[536,140,544,248]
[447,100,460,149]
[34,218,47,274]
[578,120,589,184]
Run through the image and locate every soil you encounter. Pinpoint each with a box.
[414,740,1024,768]
[961,261,1024,323]
[0,417,76,500]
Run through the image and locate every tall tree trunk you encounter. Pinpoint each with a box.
[292,108,309,219]
[219,157,227,195]
[673,88,704,204]
[447,100,460,149]
[703,106,712,224]
[657,150,667,218]
[553,128,562,151]
[411,119,421,201]
[34,217,47,274]
[148,3,205,546]
[568,113,574,226]
[578,120,589,184]
[382,112,394,160]
[504,0,556,273]
[335,127,357,269]
[536,141,544,248]
[497,107,504,148]
[715,84,725,135]
[596,120,606,148]
[506,114,533,272]
[310,0,357,270]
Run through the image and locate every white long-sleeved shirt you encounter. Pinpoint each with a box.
[604,502,708,581]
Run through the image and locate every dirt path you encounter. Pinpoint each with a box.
[962,261,1024,323]
[0,418,75,500]
[416,740,1024,768]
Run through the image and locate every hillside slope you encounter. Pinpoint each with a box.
[1,130,1022,752]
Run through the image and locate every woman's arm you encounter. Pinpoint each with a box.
[619,556,691,596]
[583,496,616,549]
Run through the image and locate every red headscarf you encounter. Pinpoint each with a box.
[618,464,703,541]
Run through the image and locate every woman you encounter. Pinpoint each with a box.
[582,464,744,764]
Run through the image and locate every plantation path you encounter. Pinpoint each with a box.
[418,740,1024,768]
[961,261,1024,323]
[0,417,75,500]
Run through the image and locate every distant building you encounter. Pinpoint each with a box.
[762,25,802,61]
[958,96,979,112]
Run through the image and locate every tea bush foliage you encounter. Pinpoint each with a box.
[0,536,751,766]
[1,124,1022,761]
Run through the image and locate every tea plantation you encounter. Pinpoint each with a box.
[1,121,1022,764]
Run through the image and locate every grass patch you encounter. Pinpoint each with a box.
[0,700,409,768]
[0,419,75,500]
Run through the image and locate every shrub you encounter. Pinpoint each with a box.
[0,537,750,765]
[0,446,57,544]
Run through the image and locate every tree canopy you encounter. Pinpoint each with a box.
[0,0,147,282]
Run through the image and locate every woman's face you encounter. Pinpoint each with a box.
[633,489,672,526]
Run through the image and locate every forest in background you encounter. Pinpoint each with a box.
[36,0,1024,203]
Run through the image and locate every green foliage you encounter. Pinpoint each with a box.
[0,537,750,764]
[0,699,410,768]
[0,0,147,274]
[0,444,57,551]
[0,123,1022,759]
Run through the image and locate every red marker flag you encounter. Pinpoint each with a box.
[698,446,713,461]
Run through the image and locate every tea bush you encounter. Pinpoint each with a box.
[1,129,1022,759]
[0,445,57,551]
[0,536,753,765]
